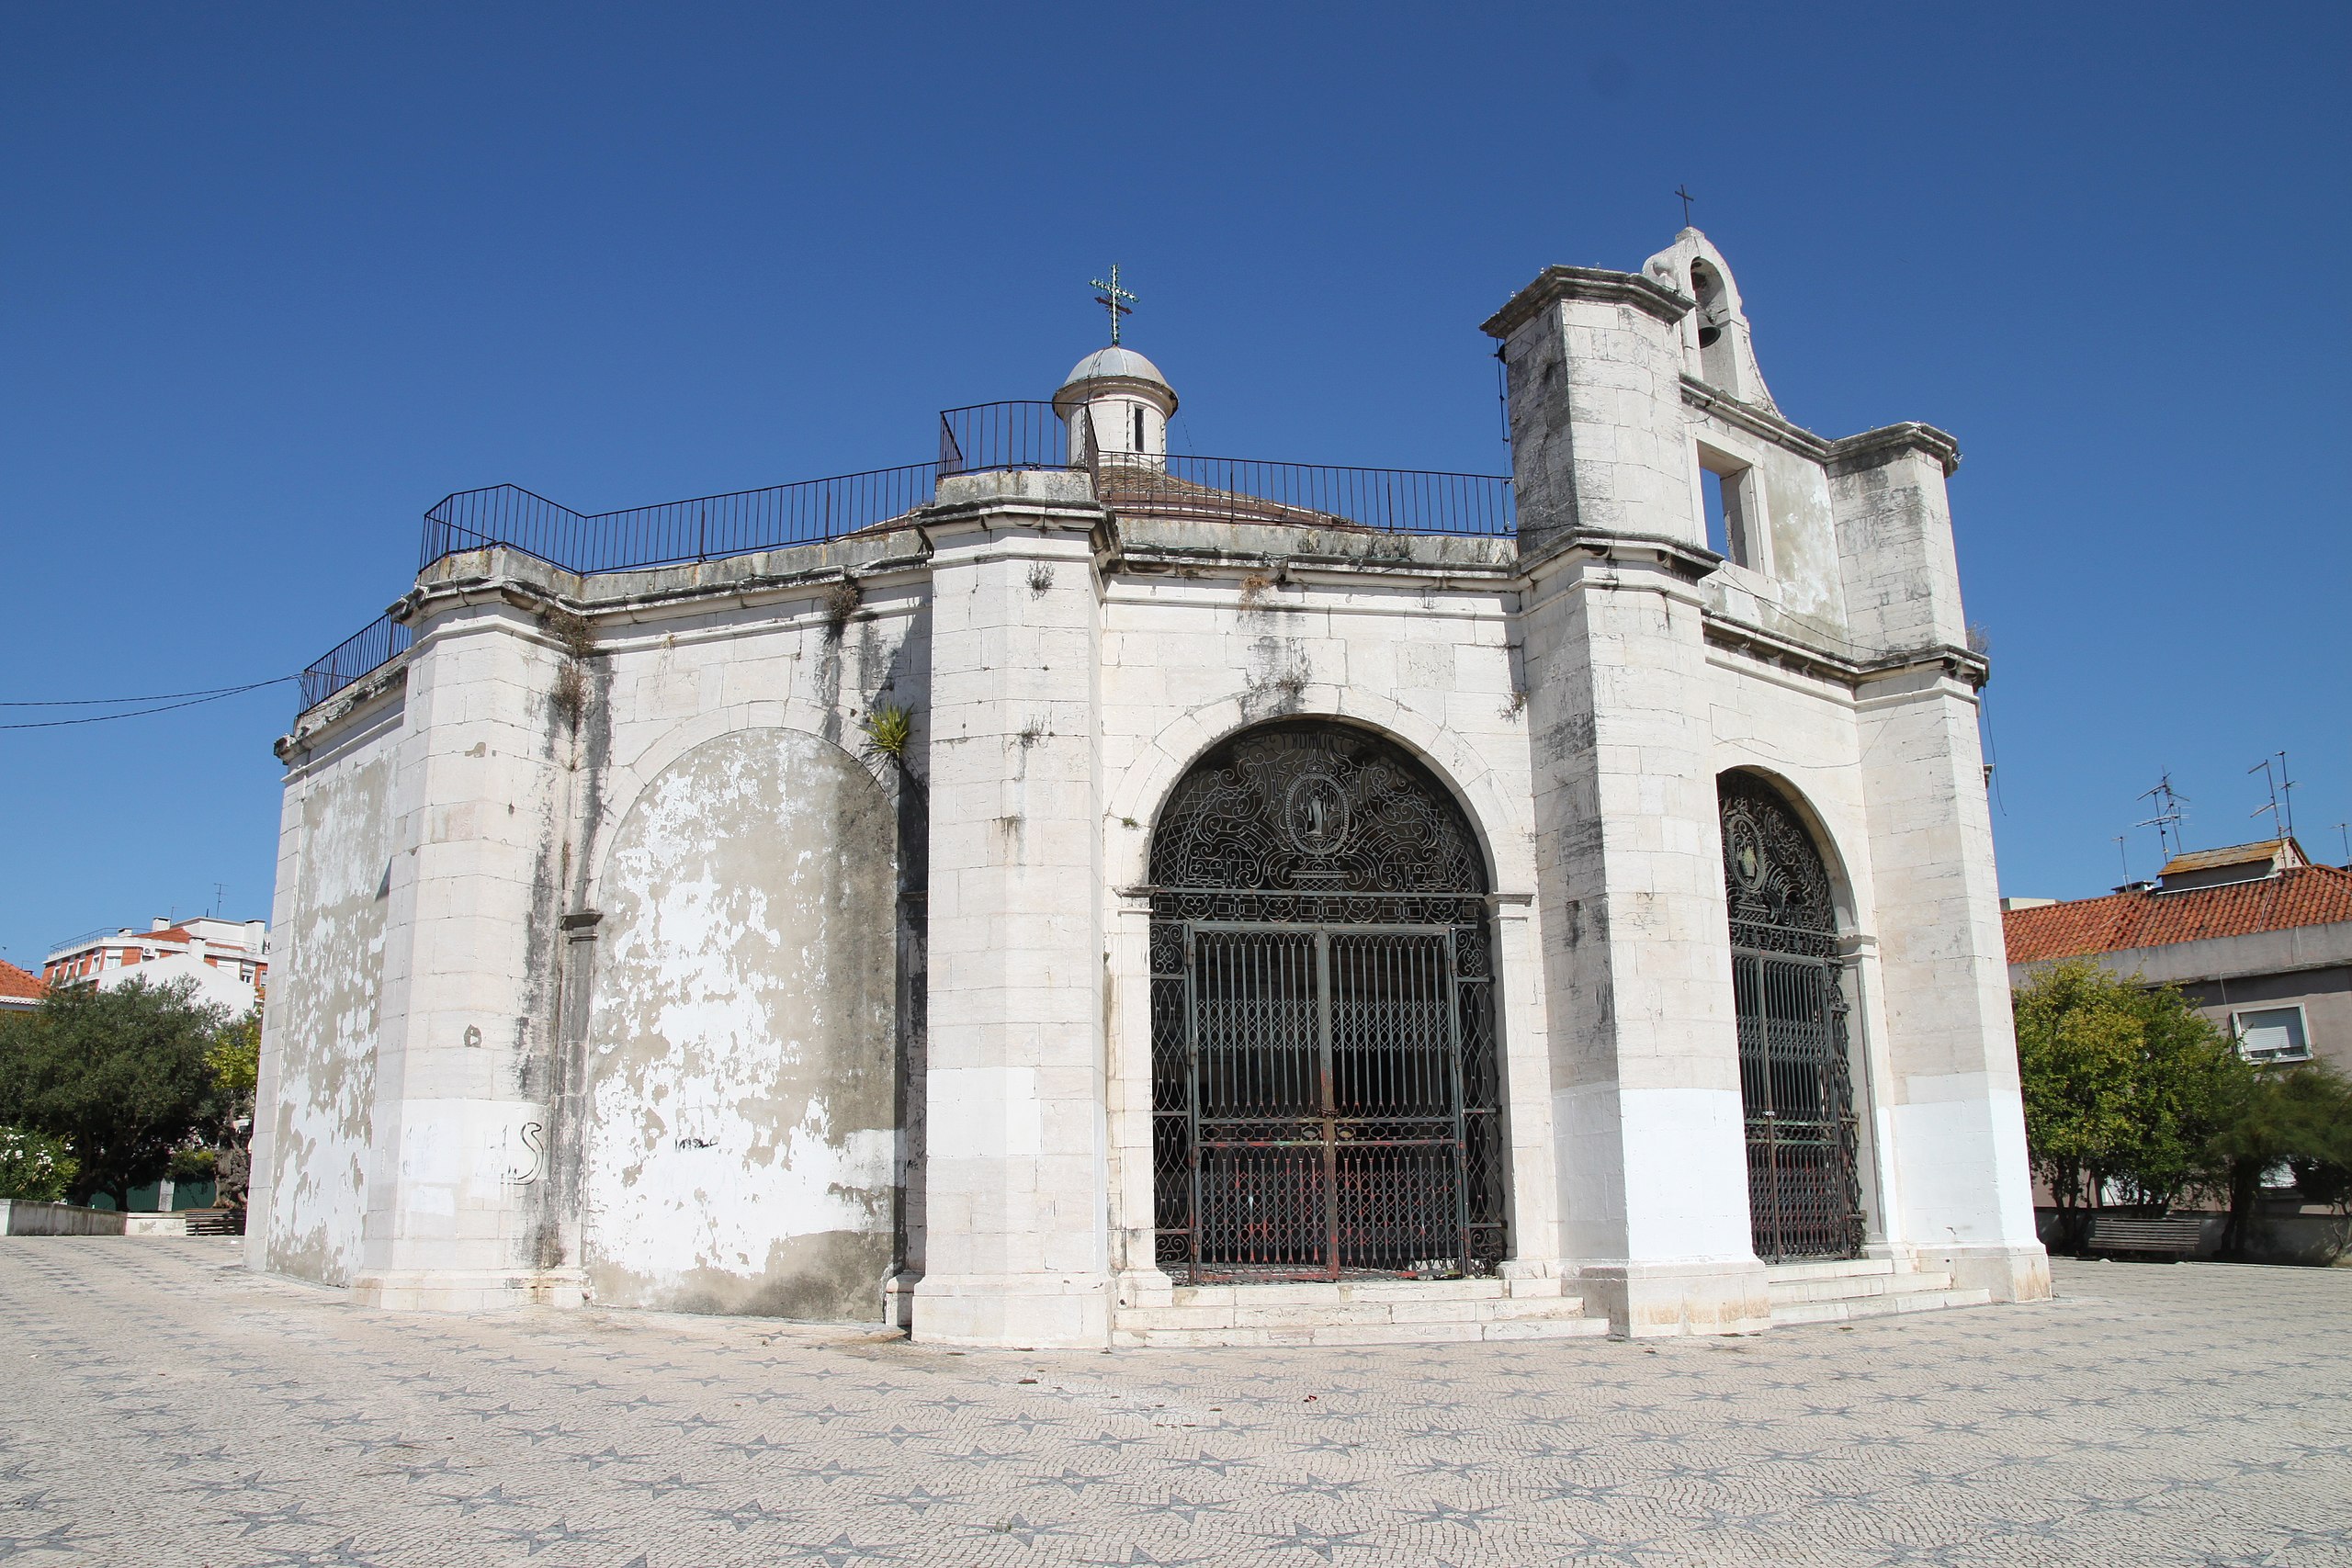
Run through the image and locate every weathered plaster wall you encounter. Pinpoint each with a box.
[582,726,899,1319]
[254,694,402,1286]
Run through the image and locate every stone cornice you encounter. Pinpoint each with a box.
[1516,525,1722,586]
[1681,381,1964,479]
[274,655,409,762]
[1827,422,1962,479]
[1103,517,1516,588]
[1108,546,1519,591]
[1703,607,1989,694]
[401,536,934,628]
[1679,377,1833,462]
[1481,265,1693,339]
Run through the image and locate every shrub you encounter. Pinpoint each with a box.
[0,1126,78,1203]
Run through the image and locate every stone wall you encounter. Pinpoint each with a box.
[582,727,899,1318]
[250,688,401,1287]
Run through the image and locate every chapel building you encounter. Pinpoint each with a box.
[249,230,2051,1344]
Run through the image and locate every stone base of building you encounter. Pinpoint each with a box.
[1908,1241,2052,1303]
[350,1267,587,1313]
[1108,1266,1609,1348]
[1568,1258,1775,1338]
[910,1272,1112,1348]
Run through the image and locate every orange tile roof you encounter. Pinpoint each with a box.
[2004,864,2352,965]
[0,959,44,1002]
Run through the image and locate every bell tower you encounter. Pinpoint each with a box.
[1052,345,1177,465]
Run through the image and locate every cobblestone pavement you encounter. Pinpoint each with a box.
[3,1243,2348,1566]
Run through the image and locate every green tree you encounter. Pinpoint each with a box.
[2203,1061,2352,1258]
[0,1126,78,1202]
[205,1005,261,1130]
[2014,960,2146,1219]
[0,978,230,1211]
[2104,986,2246,1210]
[2012,960,2245,1242]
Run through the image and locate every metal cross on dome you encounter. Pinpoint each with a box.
[1091,264,1136,346]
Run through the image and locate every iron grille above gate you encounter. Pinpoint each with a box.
[1148,722,1505,1282]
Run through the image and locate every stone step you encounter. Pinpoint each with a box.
[1762,1257,1898,1284]
[1119,1292,1593,1333]
[1770,1287,1993,1326]
[1767,1269,1955,1306]
[1112,1282,1606,1347]
[1163,1277,1508,1308]
[1113,1306,1609,1349]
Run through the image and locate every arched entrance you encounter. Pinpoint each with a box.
[1148,720,1505,1282]
[1718,773,1864,1262]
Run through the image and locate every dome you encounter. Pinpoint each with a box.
[1058,345,1171,394]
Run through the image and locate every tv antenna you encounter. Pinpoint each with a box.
[2114,835,2132,886]
[2248,750,2297,840]
[2136,773,2191,863]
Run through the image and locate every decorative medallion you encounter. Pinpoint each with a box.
[1719,774,1836,948]
[1283,767,1350,856]
[1730,822,1764,891]
[1149,720,1484,897]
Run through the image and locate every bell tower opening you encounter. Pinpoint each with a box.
[1690,258,1739,389]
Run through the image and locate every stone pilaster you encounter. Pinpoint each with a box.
[911,470,1113,1348]
[1519,547,1769,1336]
[349,596,585,1311]
[1835,434,2049,1303]
[1494,276,1770,1336]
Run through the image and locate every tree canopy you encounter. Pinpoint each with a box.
[0,978,232,1210]
[2014,958,2352,1256]
[2014,960,2242,1212]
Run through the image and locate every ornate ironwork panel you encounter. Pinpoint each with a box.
[1149,721,1505,1281]
[1720,773,1864,1262]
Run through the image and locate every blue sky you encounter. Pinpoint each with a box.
[2,4,2346,968]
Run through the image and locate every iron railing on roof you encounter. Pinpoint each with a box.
[939,401,1070,475]
[941,400,1514,536]
[297,613,413,715]
[419,464,941,575]
[1098,453,1513,536]
[291,402,1514,717]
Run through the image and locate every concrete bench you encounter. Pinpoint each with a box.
[2086,1213,2206,1260]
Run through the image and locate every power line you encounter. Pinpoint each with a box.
[0,678,294,707]
[0,677,295,730]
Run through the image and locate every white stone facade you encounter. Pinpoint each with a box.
[250,230,2048,1343]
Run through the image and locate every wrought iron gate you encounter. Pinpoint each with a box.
[1720,774,1864,1262]
[1148,722,1505,1281]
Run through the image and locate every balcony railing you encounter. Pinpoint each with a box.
[295,401,1516,716]
[297,612,413,715]
[419,464,940,575]
[939,401,1070,475]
